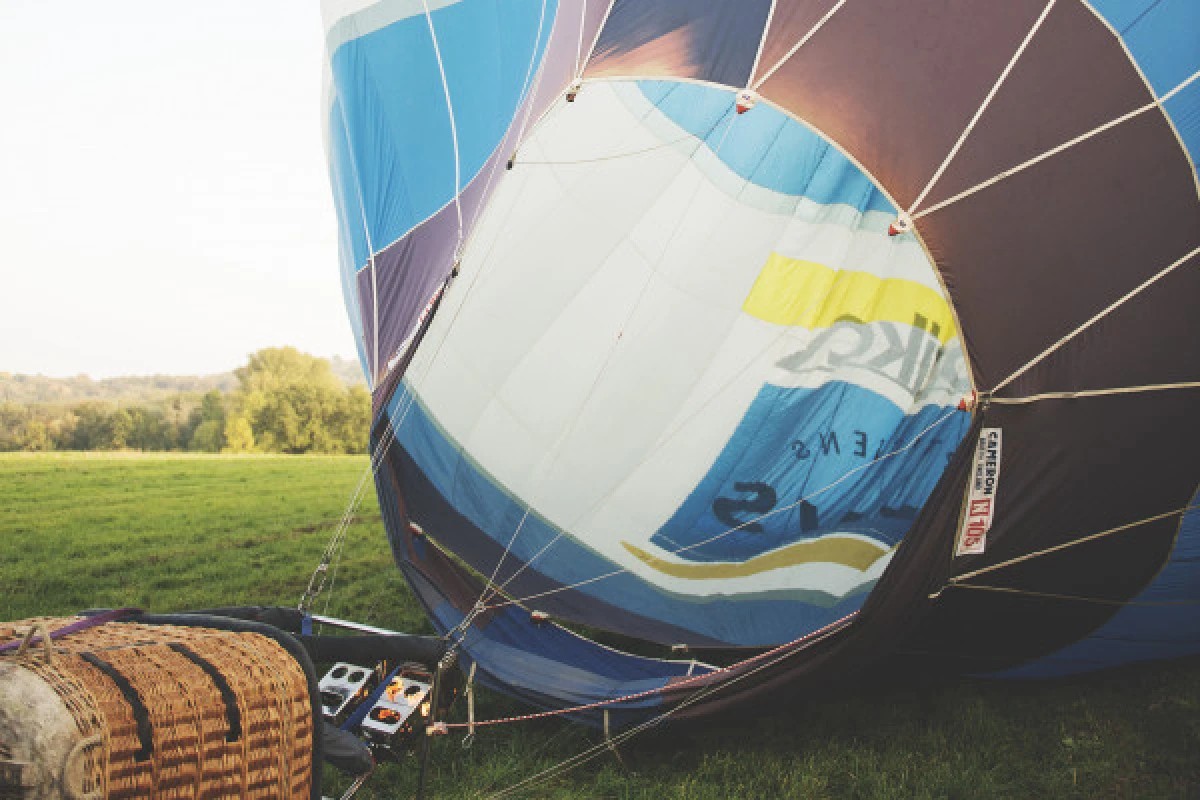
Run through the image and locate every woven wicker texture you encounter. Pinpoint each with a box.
[0,618,313,799]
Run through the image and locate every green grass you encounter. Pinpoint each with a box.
[2,452,1197,799]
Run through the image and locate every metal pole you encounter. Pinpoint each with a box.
[415,657,446,800]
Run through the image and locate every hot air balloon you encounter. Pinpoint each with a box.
[319,0,1200,731]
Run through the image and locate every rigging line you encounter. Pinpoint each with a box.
[420,0,464,248]
[488,3,554,180]
[907,0,1057,216]
[313,417,406,615]
[513,134,701,165]
[748,0,780,85]
[298,418,401,611]
[469,105,746,611]
[448,612,855,731]
[751,0,850,90]
[574,0,587,78]
[913,68,1200,222]
[938,581,1200,608]
[487,407,960,611]
[989,244,1200,394]
[331,91,382,387]
[578,0,617,78]
[939,503,1200,589]
[480,612,855,800]
[989,381,1200,404]
[484,223,893,604]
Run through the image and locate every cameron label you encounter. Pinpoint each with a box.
[956,427,1003,556]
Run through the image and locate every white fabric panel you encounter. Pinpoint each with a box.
[406,80,965,600]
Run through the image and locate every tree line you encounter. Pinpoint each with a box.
[0,348,371,454]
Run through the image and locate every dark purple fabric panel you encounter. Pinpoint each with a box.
[585,0,773,88]
[999,250,1200,399]
[920,1,1151,211]
[756,0,1047,209]
[902,392,1197,672]
[920,110,1200,392]
[358,196,466,386]
[955,396,1195,587]
[751,0,851,86]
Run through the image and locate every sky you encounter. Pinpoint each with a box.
[0,1,360,379]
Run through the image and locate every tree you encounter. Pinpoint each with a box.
[189,419,224,452]
[223,415,255,454]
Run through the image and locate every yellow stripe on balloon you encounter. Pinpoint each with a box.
[621,535,891,580]
[742,254,957,344]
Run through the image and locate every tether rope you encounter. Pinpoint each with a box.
[939,581,1200,607]
[478,610,854,799]
[988,381,1200,404]
[440,611,856,735]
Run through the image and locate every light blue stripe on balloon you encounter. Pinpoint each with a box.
[1089,0,1200,175]
[637,80,895,214]
[1090,0,1200,95]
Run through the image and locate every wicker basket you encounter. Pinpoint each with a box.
[0,617,313,799]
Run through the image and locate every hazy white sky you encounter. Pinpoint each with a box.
[0,1,360,379]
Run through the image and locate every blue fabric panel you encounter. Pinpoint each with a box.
[1091,0,1200,95]
[389,384,969,646]
[328,95,372,281]
[376,457,694,729]
[652,384,970,562]
[1090,0,1200,174]
[431,601,684,728]
[636,81,895,213]
[990,489,1200,679]
[329,0,556,271]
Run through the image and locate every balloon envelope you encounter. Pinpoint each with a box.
[322,0,1200,724]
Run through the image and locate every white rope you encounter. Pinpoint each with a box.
[748,0,780,84]
[482,613,852,799]
[989,381,1200,404]
[941,581,1200,607]
[914,68,1200,222]
[298,416,400,612]
[420,0,464,248]
[751,0,850,90]
[513,134,702,165]
[908,0,1057,216]
[489,406,961,611]
[941,502,1200,588]
[574,0,588,78]
[578,0,617,78]
[989,245,1199,394]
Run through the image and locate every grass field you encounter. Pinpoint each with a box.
[2,452,1197,798]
